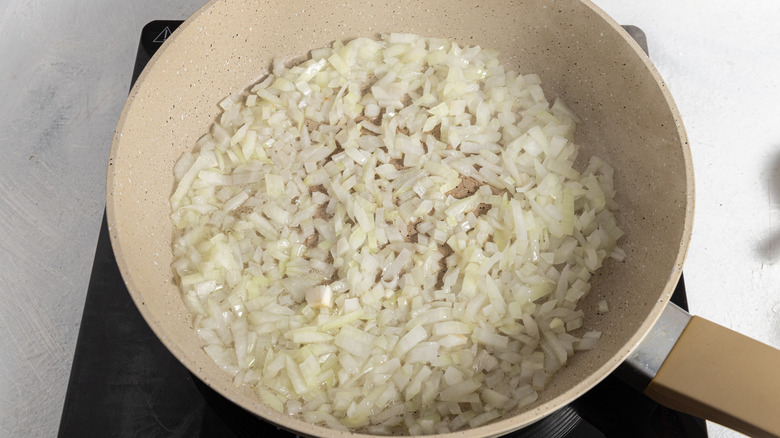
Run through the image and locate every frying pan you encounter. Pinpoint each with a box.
[105,0,780,436]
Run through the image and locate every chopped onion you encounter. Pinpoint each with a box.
[170,33,624,434]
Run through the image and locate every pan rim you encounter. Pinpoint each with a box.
[106,0,695,436]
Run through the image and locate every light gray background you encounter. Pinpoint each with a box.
[1,1,777,437]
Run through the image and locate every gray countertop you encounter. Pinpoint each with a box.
[1,1,777,436]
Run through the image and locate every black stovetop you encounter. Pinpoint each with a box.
[57,20,708,438]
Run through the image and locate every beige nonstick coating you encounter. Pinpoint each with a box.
[106,0,694,436]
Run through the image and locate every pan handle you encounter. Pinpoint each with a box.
[631,304,780,438]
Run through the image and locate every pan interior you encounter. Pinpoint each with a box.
[106,0,693,436]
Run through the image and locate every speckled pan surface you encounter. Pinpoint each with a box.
[106,0,693,436]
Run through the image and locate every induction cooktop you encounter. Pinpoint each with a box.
[57,20,707,438]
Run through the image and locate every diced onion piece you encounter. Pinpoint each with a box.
[265,173,285,198]
[306,285,333,309]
